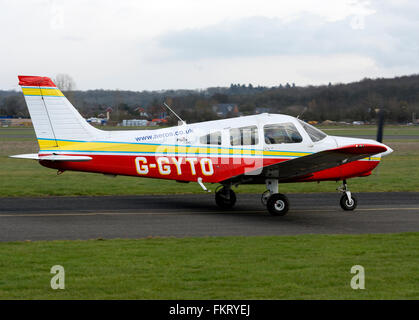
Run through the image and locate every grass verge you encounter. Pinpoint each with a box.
[0,233,417,299]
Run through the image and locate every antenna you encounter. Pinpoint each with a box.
[163,102,186,125]
[297,107,308,119]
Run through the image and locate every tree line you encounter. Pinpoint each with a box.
[1,74,418,124]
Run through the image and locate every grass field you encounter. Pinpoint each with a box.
[1,126,419,196]
[0,233,417,299]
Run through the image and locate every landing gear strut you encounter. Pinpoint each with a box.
[215,185,236,209]
[338,179,357,211]
[263,179,289,216]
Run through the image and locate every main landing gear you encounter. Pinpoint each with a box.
[215,178,358,214]
[262,179,290,216]
[215,180,290,215]
[338,179,358,211]
[215,185,236,209]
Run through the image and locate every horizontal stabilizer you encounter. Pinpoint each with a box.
[10,154,92,162]
[9,153,40,160]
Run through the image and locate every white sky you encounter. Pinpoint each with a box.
[0,0,418,90]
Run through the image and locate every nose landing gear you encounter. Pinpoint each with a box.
[338,179,357,211]
[266,193,290,216]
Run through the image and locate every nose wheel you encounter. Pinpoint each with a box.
[266,193,290,216]
[338,180,357,211]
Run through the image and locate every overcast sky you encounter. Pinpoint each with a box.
[1,0,418,91]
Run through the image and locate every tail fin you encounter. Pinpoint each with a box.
[18,75,102,148]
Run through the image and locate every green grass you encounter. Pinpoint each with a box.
[0,233,417,299]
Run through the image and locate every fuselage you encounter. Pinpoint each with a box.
[38,113,392,184]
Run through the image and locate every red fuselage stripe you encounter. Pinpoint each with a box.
[39,154,380,183]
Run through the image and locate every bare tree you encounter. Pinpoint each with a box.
[54,74,76,91]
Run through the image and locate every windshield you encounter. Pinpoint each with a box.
[298,120,327,142]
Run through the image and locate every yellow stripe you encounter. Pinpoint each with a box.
[22,87,64,97]
[37,139,382,161]
[39,140,262,155]
[264,150,310,157]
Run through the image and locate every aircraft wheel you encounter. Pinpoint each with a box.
[215,188,236,209]
[267,193,289,216]
[340,193,357,211]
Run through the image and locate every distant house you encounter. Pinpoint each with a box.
[212,103,239,118]
[135,107,149,118]
[121,119,148,126]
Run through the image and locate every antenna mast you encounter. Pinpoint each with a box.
[163,102,186,125]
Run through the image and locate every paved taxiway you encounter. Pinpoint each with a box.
[0,192,418,241]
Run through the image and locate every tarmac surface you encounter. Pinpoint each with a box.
[0,192,418,241]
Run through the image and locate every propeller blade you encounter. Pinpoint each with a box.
[376,109,385,143]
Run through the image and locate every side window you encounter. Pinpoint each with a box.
[199,131,222,145]
[230,126,259,146]
[264,123,303,144]
[298,119,327,142]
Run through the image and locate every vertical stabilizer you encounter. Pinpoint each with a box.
[18,75,102,149]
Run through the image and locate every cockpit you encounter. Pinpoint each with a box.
[198,117,328,147]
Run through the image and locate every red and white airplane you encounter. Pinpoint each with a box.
[11,75,393,215]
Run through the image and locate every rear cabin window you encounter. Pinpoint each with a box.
[230,126,259,146]
[264,123,303,144]
[199,131,222,145]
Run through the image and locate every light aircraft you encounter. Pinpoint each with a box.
[11,75,393,215]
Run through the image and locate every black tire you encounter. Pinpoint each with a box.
[215,188,236,209]
[340,193,357,211]
[267,193,289,216]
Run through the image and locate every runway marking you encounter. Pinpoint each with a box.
[0,207,418,217]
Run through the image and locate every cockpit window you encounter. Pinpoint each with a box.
[264,123,303,144]
[298,120,327,142]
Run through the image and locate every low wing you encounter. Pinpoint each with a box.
[10,154,92,162]
[258,144,387,181]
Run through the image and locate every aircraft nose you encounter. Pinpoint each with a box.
[382,145,393,157]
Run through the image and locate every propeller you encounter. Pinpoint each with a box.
[376,108,385,143]
[374,108,387,178]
